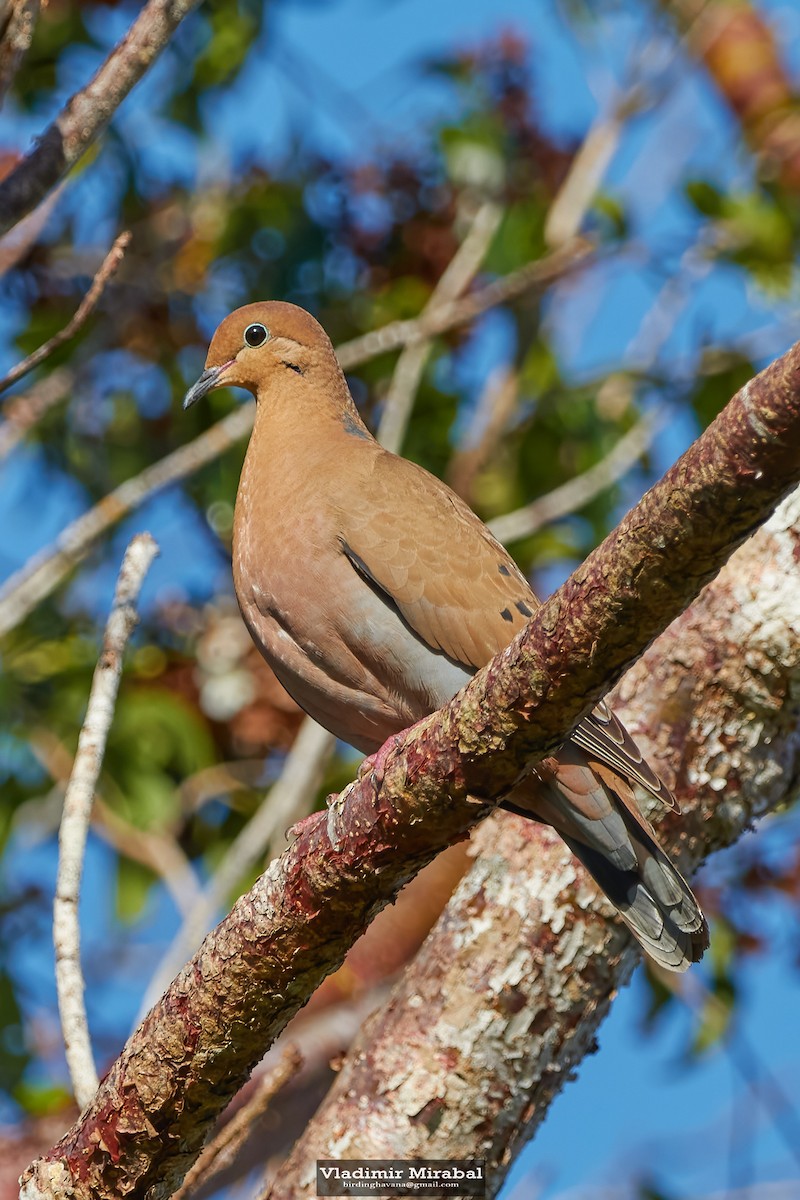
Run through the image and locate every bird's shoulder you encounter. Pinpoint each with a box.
[337,449,538,669]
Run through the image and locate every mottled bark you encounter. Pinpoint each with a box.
[266,490,800,1198]
[20,340,800,1198]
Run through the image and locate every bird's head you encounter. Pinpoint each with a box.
[183,301,334,409]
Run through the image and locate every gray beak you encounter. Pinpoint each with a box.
[183,362,232,410]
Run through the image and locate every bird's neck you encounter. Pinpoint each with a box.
[235,361,376,538]
[254,356,372,452]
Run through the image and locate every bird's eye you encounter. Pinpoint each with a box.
[244,323,269,348]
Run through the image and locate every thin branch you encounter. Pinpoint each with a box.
[483,232,714,546]
[53,532,158,1110]
[336,237,591,370]
[447,366,519,502]
[0,231,130,394]
[0,368,72,461]
[178,758,266,813]
[20,336,800,1199]
[171,1045,303,1200]
[377,198,503,454]
[488,407,664,544]
[0,179,66,276]
[0,0,203,237]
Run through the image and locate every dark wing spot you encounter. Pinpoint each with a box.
[282,360,304,375]
[498,564,510,576]
[515,600,533,618]
[500,607,513,623]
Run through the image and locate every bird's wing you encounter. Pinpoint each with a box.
[341,450,675,810]
[340,451,538,671]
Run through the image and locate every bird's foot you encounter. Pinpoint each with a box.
[357,732,406,786]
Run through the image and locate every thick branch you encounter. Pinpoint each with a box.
[266,489,800,1196]
[20,339,800,1198]
[0,0,201,236]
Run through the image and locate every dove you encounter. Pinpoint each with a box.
[185,301,708,971]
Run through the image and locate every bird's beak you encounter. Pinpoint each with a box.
[182,360,234,410]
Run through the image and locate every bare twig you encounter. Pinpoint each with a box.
[0,231,130,394]
[0,368,72,461]
[447,366,520,502]
[0,244,587,635]
[53,532,158,1110]
[0,0,203,237]
[178,758,266,813]
[544,88,648,247]
[488,408,664,544]
[378,198,503,453]
[0,0,39,107]
[172,1045,303,1200]
[336,237,591,370]
[0,180,66,276]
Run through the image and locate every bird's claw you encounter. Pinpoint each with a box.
[357,732,405,786]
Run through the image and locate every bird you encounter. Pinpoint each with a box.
[184,300,709,972]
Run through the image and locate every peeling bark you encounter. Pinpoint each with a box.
[266,490,800,1198]
[20,343,800,1198]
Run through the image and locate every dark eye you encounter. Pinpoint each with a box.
[244,323,269,347]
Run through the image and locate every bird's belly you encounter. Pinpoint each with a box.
[237,571,473,755]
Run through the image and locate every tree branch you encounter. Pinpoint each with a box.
[335,237,590,370]
[377,197,503,454]
[19,337,800,1198]
[0,0,202,237]
[171,1046,303,1200]
[0,231,130,395]
[0,369,72,462]
[53,533,158,1111]
[488,406,664,544]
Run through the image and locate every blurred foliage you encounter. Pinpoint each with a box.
[0,2,799,1184]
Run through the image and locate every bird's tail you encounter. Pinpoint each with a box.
[559,820,708,972]
[505,747,709,972]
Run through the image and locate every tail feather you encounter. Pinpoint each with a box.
[504,745,709,973]
[561,832,709,973]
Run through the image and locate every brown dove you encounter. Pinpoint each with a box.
[185,301,708,971]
